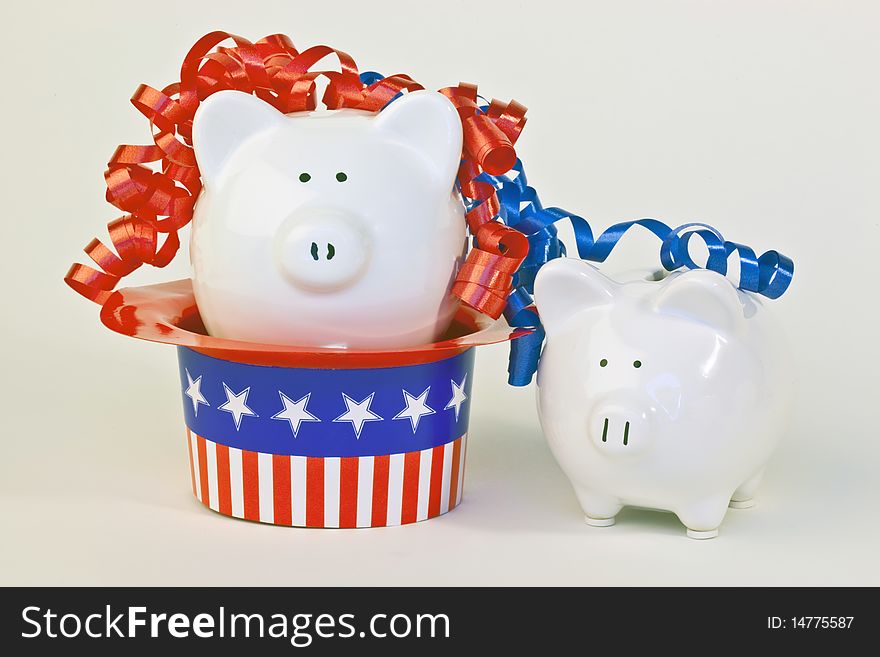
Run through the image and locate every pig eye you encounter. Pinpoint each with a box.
[599,359,608,367]
[336,172,348,182]
[633,360,642,368]
[298,173,311,183]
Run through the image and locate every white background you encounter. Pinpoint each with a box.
[2,0,878,585]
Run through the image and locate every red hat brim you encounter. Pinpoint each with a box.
[100,279,534,368]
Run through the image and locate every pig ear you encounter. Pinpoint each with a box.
[654,269,745,332]
[375,90,463,187]
[533,258,615,335]
[192,90,283,184]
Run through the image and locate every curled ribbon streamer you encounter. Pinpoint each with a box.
[477,159,795,386]
[65,32,528,321]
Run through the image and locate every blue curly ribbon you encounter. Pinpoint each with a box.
[361,77,795,386]
[476,159,795,385]
[359,71,387,86]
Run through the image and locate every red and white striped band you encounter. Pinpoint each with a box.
[186,430,468,527]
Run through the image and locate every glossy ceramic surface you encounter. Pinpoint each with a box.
[534,258,793,539]
[99,279,532,369]
[189,89,467,349]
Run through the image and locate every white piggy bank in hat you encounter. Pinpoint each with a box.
[533,258,793,539]
[189,89,466,349]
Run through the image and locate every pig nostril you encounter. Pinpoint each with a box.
[601,418,608,443]
[310,242,319,261]
[327,243,336,260]
[623,421,630,446]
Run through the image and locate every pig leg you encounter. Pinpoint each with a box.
[573,487,622,527]
[675,494,731,540]
[729,468,766,509]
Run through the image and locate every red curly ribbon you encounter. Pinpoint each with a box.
[65,32,529,319]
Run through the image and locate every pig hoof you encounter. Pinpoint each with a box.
[686,528,719,540]
[729,498,755,509]
[584,515,616,527]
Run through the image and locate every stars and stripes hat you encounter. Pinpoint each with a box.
[100,280,531,527]
[180,346,473,527]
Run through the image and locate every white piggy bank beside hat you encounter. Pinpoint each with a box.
[533,258,794,539]
[190,89,466,349]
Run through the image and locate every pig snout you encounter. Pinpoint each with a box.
[274,209,372,292]
[589,395,651,455]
